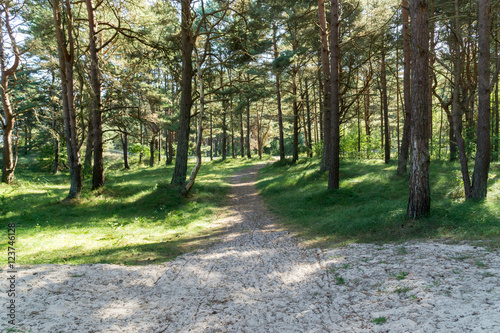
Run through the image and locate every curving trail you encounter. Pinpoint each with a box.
[3,163,500,332]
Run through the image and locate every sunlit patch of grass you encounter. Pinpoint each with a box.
[257,157,500,248]
[1,154,260,265]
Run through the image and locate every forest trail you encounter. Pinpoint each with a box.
[5,163,500,332]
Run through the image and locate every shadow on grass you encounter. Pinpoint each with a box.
[0,158,256,265]
[258,158,500,249]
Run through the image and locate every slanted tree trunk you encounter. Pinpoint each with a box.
[328,0,340,189]
[319,0,332,171]
[397,0,412,175]
[52,0,82,199]
[172,0,194,187]
[184,49,204,196]
[407,0,431,219]
[471,0,491,199]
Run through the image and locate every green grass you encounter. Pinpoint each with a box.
[257,157,500,248]
[0,152,259,265]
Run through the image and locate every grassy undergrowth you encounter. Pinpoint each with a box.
[257,158,500,248]
[0,153,258,265]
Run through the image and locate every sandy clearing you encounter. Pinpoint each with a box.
[1,163,499,332]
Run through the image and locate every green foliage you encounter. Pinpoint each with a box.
[37,143,68,172]
[371,317,387,325]
[257,159,500,247]
[312,141,323,158]
[129,143,150,159]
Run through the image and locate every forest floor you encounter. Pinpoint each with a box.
[2,162,500,332]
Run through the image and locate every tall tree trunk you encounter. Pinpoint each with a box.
[273,26,285,161]
[292,64,299,163]
[166,129,173,165]
[453,0,472,198]
[172,0,193,187]
[495,56,499,161]
[407,0,431,219]
[319,0,332,171]
[471,0,491,199]
[240,105,244,157]
[381,47,390,164]
[305,79,313,157]
[139,104,143,164]
[52,0,82,199]
[184,49,204,196]
[83,108,93,172]
[49,71,60,174]
[246,97,251,158]
[397,0,412,175]
[149,136,155,167]
[209,111,213,160]
[85,0,104,190]
[231,95,235,158]
[222,109,227,161]
[328,0,340,189]
[121,133,129,170]
[0,5,20,184]
[428,0,436,154]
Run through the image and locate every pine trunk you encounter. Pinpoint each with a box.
[328,0,340,189]
[319,0,332,171]
[471,0,491,199]
[407,0,431,219]
[273,27,285,161]
[172,0,193,187]
[397,0,412,175]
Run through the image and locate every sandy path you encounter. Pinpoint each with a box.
[2,163,500,332]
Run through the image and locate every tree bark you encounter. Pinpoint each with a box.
[52,0,82,199]
[184,49,204,196]
[149,137,155,167]
[328,0,340,189]
[172,0,193,187]
[452,0,472,198]
[222,108,227,161]
[85,0,105,190]
[240,104,244,157]
[292,64,299,163]
[407,0,431,219]
[305,79,313,157]
[397,0,412,175]
[246,97,251,158]
[319,0,332,171]
[382,46,390,164]
[121,133,129,170]
[471,0,491,199]
[273,26,285,161]
[83,109,93,172]
[0,4,20,184]
[495,60,499,161]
